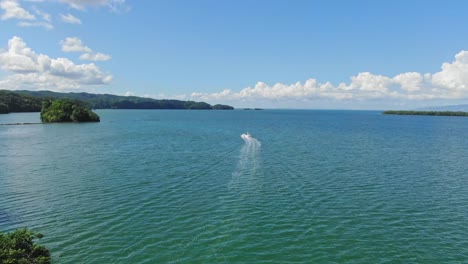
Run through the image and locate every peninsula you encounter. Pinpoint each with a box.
[383,110,468,116]
[0,90,234,114]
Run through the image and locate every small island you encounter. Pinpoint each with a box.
[383,110,468,116]
[41,99,100,123]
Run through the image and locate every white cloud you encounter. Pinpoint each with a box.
[60,13,80,24]
[79,52,111,61]
[2,0,128,30]
[0,1,53,29]
[190,50,468,105]
[431,51,468,92]
[60,37,111,61]
[59,0,129,12]
[18,20,52,29]
[60,37,91,53]
[33,7,50,21]
[0,36,112,90]
[0,0,35,20]
[393,72,423,92]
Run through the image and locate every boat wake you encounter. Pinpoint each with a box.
[229,133,262,190]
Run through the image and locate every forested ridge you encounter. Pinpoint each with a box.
[0,90,42,113]
[0,90,234,113]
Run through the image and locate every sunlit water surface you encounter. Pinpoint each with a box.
[1,110,467,263]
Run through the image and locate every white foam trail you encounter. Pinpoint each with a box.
[229,133,261,190]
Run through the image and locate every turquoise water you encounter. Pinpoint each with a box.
[1,110,467,263]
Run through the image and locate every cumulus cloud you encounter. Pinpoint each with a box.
[60,13,80,24]
[0,0,35,20]
[190,50,468,104]
[0,36,112,90]
[0,1,52,29]
[60,37,111,61]
[431,51,468,91]
[60,37,91,53]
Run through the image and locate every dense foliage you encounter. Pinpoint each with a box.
[0,228,51,264]
[0,103,9,114]
[0,90,42,113]
[212,104,235,110]
[12,90,234,110]
[383,110,468,116]
[41,99,100,123]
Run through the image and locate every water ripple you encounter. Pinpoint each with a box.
[1,110,467,263]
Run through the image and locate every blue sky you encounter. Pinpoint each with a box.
[1,0,468,109]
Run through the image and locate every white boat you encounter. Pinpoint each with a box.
[241,132,252,140]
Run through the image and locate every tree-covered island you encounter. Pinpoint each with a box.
[41,99,100,123]
[383,110,468,116]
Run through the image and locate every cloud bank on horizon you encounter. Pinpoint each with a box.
[191,50,468,103]
[1,34,468,103]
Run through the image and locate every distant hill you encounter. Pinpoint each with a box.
[0,90,234,113]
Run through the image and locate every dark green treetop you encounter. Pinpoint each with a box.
[212,104,235,110]
[0,90,42,113]
[0,228,51,264]
[40,99,100,123]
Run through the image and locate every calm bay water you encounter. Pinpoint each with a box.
[1,110,467,263]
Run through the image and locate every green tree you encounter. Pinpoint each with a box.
[184,101,212,109]
[41,99,100,123]
[0,228,51,264]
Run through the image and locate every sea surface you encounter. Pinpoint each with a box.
[0,110,467,263]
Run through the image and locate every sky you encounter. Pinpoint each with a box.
[1,0,468,109]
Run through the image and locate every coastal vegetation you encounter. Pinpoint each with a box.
[41,99,100,123]
[0,228,51,264]
[0,90,233,112]
[0,90,42,113]
[212,104,235,110]
[0,103,8,114]
[383,110,468,116]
